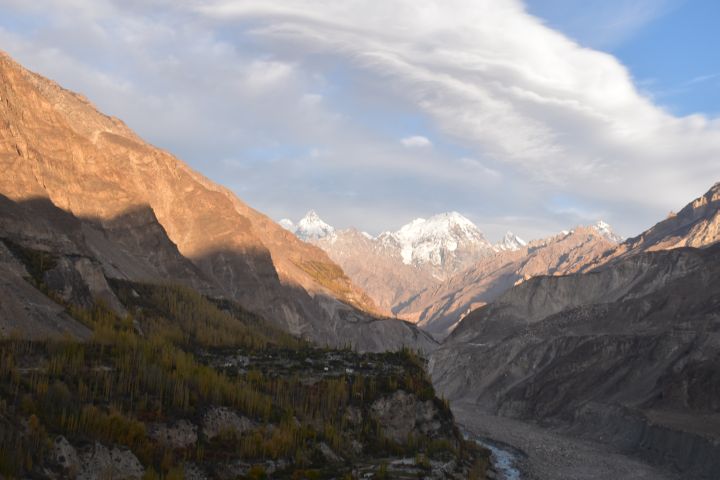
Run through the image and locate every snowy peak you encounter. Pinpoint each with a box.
[592,220,623,243]
[392,212,492,266]
[294,210,335,241]
[495,231,527,252]
[279,218,295,231]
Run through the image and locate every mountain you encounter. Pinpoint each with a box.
[0,250,486,478]
[430,182,720,479]
[494,231,527,251]
[316,227,438,314]
[286,210,336,241]
[388,212,494,276]
[396,226,618,336]
[283,209,624,328]
[611,182,719,256]
[282,211,495,311]
[0,51,494,479]
[0,50,435,353]
[592,219,624,243]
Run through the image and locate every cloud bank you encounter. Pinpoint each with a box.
[0,0,717,240]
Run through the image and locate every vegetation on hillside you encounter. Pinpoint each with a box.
[0,245,488,479]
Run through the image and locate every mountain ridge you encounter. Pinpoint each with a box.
[0,50,436,352]
[430,180,720,478]
[281,209,624,334]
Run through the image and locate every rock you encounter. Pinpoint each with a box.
[344,405,363,426]
[432,242,720,479]
[53,435,80,476]
[350,440,363,455]
[371,390,442,443]
[148,419,198,449]
[43,257,94,308]
[77,442,144,480]
[184,463,209,480]
[318,442,342,462]
[202,407,254,440]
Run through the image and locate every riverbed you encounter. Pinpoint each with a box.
[454,402,681,480]
[467,433,522,480]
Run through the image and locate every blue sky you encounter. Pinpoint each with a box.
[528,0,720,116]
[0,0,718,241]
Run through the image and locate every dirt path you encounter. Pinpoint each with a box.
[453,402,681,480]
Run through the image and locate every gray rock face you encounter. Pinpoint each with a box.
[184,463,210,480]
[619,182,720,254]
[0,261,91,339]
[431,243,720,478]
[370,390,443,443]
[77,442,144,480]
[148,420,198,449]
[202,407,254,440]
[53,435,80,476]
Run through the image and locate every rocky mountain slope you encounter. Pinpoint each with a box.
[397,224,618,337]
[593,182,720,264]
[0,50,434,352]
[495,231,527,251]
[283,211,496,311]
[0,270,488,478]
[430,182,720,479]
[285,210,622,331]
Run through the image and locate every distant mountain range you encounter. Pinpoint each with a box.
[280,210,624,335]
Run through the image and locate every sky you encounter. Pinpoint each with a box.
[0,0,718,241]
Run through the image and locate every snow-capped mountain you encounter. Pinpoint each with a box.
[592,220,624,243]
[279,211,495,311]
[386,212,493,267]
[277,211,626,319]
[494,231,527,252]
[283,210,335,241]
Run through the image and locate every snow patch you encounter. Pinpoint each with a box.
[495,231,527,252]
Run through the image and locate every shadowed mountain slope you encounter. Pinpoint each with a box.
[0,51,434,352]
[431,182,720,478]
[397,227,616,337]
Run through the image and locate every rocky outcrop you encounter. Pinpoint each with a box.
[588,182,720,269]
[371,390,445,443]
[148,420,198,449]
[0,261,91,339]
[201,407,254,440]
[623,182,720,252]
[76,442,144,480]
[53,436,80,476]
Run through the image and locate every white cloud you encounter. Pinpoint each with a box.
[401,135,432,148]
[195,0,720,212]
[0,0,718,239]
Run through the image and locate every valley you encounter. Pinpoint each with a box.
[0,39,719,480]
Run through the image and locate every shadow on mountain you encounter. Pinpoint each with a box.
[0,193,436,352]
[433,242,720,478]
